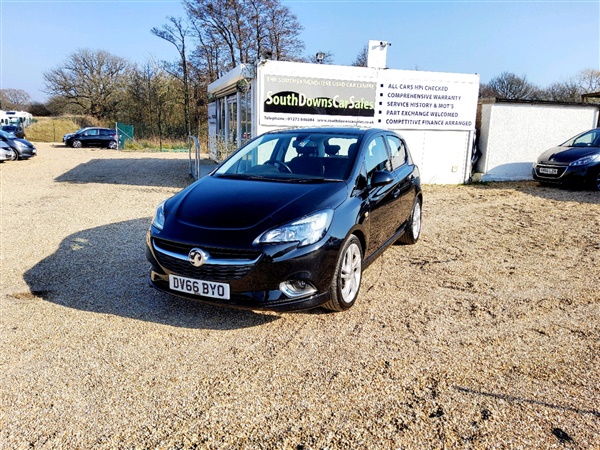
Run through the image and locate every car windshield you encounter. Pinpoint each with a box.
[561,129,600,148]
[0,130,15,139]
[215,131,361,182]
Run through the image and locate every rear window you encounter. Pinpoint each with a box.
[100,129,115,136]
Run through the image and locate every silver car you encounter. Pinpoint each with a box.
[0,140,17,161]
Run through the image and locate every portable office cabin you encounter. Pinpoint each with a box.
[207,59,480,184]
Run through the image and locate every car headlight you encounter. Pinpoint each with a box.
[152,201,166,230]
[569,154,600,166]
[256,210,333,247]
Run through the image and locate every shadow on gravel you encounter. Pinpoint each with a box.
[471,181,600,204]
[23,218,279,329]
[454,386,600,418]
[54,158,198,188]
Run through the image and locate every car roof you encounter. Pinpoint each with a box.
[75,127,114,132]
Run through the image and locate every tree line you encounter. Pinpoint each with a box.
[2,0,598,141]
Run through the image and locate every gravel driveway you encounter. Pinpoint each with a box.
[1,143,599,449]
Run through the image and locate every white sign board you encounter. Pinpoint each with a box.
[258,68,479,131]
[260,74,376,127]
[375,72,480,131]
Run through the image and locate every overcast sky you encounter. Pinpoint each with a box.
[1,0,598,102]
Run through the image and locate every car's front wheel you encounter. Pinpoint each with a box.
[324,235,363,312]
[589,169,600,191]
[9,149,19,161]
[72,140,82,148]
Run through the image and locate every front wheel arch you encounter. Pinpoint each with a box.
[588,168,600,191]
[323,234,363,312]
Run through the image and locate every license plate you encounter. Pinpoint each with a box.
[169,275,230,300]
[539,167,558,175]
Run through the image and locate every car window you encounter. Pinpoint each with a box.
[225,137,278,173]
[216,131,361,181]
[563,129,600,147]
[83,129,99,136]
[386,135,408,169]
[365,136,391,176]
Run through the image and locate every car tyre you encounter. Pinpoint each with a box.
[324,235,362,312]
[9,149,19,161]
[397,197,422,245]
[72,140,82,148]
[587,168,600,191]
[108,140,117,150]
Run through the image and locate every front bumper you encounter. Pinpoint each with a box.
[532,162,590,186]
[145,231,340,311]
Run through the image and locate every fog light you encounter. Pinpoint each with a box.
[280,280,317,299]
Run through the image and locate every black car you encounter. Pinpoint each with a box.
[0,129,36,159]
[1,125,25,138]
[533,128,600,190]
[63,127,117,149]
[146,127,422,312]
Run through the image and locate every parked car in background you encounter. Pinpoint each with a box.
[63,127,117,149]
[1,125,25,138]
[533,128,600,191]
[0,140,17,162]
[146,127,422,312]
[0,129,36,160]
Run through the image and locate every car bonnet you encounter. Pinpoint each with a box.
[538,145,600,163]
[164,176,347,232]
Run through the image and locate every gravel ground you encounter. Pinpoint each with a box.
[1,143,599,449]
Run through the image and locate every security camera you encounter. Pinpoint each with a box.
[379,41,391,47]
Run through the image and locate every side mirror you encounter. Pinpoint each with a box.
[370,170,394,188]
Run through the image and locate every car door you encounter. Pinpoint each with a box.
[82,128,100,146]
[361,134,399,258]
[385,134,416,228]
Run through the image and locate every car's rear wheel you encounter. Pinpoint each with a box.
[324,235,362,312]
[108,140,117,150]
[72,140,82,148]
[397,197,422,245]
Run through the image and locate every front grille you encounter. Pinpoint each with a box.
[152,237,261,281]
[153,238,261,260]
[154,252,254,280]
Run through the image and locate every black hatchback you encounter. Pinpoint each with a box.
[146,127,422,312]
[63,127,117,149]
[533,128,600,190]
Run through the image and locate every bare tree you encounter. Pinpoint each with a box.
[0,89,31,110]
[43,49,130,120]
[540,81,582,102]
[479,72,538,100]
[184,0,304,75]
[351,46,368,67]
[262,0,304,61]
[152,17,192,136]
